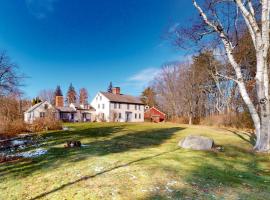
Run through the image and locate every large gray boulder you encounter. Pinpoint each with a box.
[179,135,214,150]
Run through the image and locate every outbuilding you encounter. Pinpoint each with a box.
[144,107,166,122]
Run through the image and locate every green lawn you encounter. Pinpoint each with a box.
[0,123,270,200]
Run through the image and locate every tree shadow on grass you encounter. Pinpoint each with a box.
[0,126,184,179]
[141,146,270,200]
[29,148,181,200]
[43,124,127,147]
[222,128,256,146]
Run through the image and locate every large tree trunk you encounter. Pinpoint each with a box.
[188,114,192,125]
[254,58,270,151]
[256,104,270,151]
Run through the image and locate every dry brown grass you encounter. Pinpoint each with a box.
[170,116,190,124]
[168,112,254,131]
[201,112,254,130]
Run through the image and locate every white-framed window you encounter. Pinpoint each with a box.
[139,114,141,119]
[127,104,130,110]
[100,96,102,101]
[98,104,100,109]
[119,113,121,119]
[102,104,105,109]
[114,103,117,109]
[139,105,141,111]
[40,112,45,118]
[135,105,137,110]
[119,103,121,109]
[135,113,137,119]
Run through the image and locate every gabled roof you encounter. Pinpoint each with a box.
[25,101,48,113]
[145,107,166,116]
[56,107,77,113]
[100,92,144,105]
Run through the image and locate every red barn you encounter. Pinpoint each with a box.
[144,107,166,123]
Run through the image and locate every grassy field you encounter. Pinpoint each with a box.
[0,122,270,200]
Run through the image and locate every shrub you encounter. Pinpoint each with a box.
[201,112,254,130]
[0,119,28,137]
[170,116,190,124]
[31,116,62,132]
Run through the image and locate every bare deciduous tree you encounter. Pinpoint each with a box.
[38,89,54,104]
[0,51,22,96]
[79,88,88,105]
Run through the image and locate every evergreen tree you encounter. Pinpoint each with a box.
[107,82,113,93]
[66,83,77,104]
[54,85,63,96]
[32,97,42,105]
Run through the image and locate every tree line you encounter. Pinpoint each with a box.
[142,50,251,126]
[37,84,89,106]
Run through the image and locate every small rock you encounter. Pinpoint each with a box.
[63,127,69,131]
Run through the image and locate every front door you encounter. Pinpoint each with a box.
[125,112,132,122]
[82,113,87,122]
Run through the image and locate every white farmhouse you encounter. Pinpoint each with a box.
[24,96,96,123]
[24,101,54,124]
[91,87,145,122]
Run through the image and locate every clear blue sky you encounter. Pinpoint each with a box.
[0,0,195,99]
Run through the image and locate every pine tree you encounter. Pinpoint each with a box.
[54,85,63,96]
[53,85,63,105]
[66,83,77,104]
[32,97,42,105]
[107,82,113,93]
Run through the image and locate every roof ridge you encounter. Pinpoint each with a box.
[100,91,144,104]
[25,101,46,113]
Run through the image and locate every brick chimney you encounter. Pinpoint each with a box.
[55,96,64,107]
[112,87,120,95]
